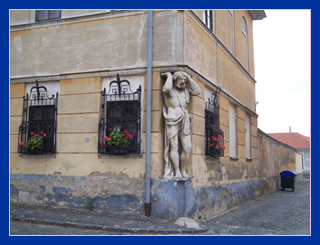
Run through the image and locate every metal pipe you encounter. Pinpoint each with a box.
[145,10,153,217]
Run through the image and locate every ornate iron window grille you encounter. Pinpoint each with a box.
[205,88,224,157]
[18,81,58,154]
[98,74,141,154]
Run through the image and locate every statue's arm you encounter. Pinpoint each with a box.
[186,74,201,96]
[161,72,173,94]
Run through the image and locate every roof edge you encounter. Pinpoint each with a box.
[249,10,267,20]
[258,129,297,151]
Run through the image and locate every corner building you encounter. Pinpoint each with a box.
[10,10,276,220]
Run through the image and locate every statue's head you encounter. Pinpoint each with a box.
[173,71,188,89]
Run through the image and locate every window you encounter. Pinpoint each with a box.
[245,113,251,159]
[18,81,58,154]
[98,74,141,154]
[205,88,224,157]
[203,10,215,33]
[242,17,249,70]
[36,10,61,22]
[229,103,237,158]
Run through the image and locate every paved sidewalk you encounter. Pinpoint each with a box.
[10,203,207,234]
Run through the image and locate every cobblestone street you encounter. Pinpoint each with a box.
[200,180,310,235]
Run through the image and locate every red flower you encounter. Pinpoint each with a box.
[31,132,34,135]
[19,142,24,146]
[105,137,111,141]
[209,144,213,147]
[215,145,219,149]
[123,130,128,134]
[108,128,112,131]
[33,139,37,142]
[35,134,39,137]
[217,139,220,142]
[40,131,43,134]
[43,133,46,137]
[128,134,134,139]
[222,146,226,150]
[218,135,222,138]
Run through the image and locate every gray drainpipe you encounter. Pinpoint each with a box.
[145,10,153,217]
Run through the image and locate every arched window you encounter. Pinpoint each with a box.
[242,17,249,70]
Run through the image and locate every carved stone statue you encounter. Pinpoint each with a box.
[162,71,201,179]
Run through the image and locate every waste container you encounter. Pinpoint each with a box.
[280,170,296,192]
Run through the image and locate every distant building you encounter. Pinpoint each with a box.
[268,132,310,176]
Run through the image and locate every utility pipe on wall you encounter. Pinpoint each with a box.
[145,10,153,217]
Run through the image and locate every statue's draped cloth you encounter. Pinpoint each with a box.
[162,88,191,179]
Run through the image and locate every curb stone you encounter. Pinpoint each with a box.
[10,215,208,234]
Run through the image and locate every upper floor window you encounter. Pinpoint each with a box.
[242,17,249,70]
[98,75,141,154]
[36,10,61,22]
[242,17,247,37]
[203,10,215,33]
[18,81,58,154]
[205,88,224,157]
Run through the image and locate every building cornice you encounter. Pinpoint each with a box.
[249,10,267,20]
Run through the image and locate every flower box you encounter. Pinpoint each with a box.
[26,147,44,154]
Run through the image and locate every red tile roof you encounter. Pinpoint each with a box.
[267,132,310,149]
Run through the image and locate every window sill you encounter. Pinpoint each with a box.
[98,153,143,159]
[19,153,56,158]
[246,158,253,161]
[230,157,239,161]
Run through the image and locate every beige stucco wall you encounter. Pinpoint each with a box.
[216,10,234,53]
[10,10,31,25]
[234,10,255,77]
[10,11,183,80]
[10,9,259,186]
[184,12,218,85]
[187,10,255,78]
[10,76,148,179]
[258,129,296,178]
[217,47,256,112]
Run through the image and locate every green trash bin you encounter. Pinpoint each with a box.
[280,170,296,192]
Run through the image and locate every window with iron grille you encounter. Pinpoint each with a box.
[205,88,224,157]
[18,81,58,154]
[98,75,141,154]
[35,10,61,22]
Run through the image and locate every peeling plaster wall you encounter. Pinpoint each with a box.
[10,172,146,214]
[258,129,296,177]
[10,173,278,219]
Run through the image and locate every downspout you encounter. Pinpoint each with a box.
[145,10,153,217]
